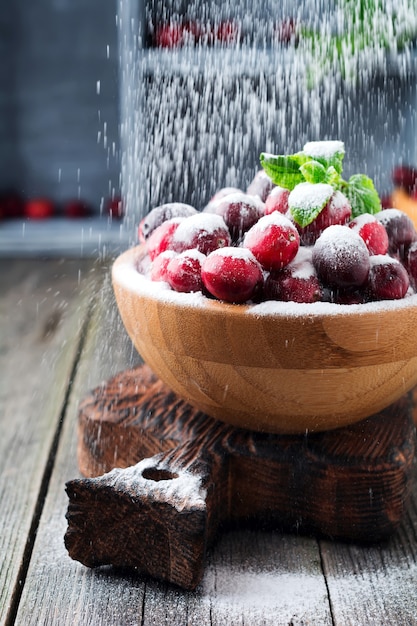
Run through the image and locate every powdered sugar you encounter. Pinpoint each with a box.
[303,140,345,159]
[209,246,258,262]
[114,247,417,315]
[287,246,316,279]
[172,212,228,243]
[289,182,333,211]
[105,456,206,512]
[244,211,294,234]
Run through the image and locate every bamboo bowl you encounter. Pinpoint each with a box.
[112,245,417,434]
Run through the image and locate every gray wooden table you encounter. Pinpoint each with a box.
[1,257,417,626]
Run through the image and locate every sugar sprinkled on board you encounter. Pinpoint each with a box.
[105,456,207,512]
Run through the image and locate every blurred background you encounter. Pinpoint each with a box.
[1,0,416,256]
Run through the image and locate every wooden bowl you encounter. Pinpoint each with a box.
[112,245,417,434]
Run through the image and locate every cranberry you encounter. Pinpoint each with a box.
[0,190,24,218]
[147,217,184,261]
[312,225,370,288]
[348,213,389,255]
[170,213,231,255]
[264,247,324,303]
[405,241,417,289]
[376,208,417,259]
[290,186,352,245]
[392,165,417,194]
[206,191,264,242]
[247,170,275,202]
[25,198,55,220]
[201,247,263,303]
[203,187,242,213]
[150,250,177,282]
[106,196,124,219]
[64,199,94,218]
[243,212,300,272]
[138,203,197,242]
[264,186,290,216]
[366,255,410,301]
[166,249,205,293]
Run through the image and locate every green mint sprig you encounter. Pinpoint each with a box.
[260,145,381,226]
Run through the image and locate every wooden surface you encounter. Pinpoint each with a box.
[2,258,417,624]
[65,365,415,589]
[113,245,417,434]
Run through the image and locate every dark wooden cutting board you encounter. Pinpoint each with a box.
[65,364,416,590]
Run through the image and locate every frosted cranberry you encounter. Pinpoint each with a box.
[312,225,370,288]
[264,186,290,216]
[348,213,389,255]
[201,247,263,303]
[376,208,417,258]
[366,255,410,301]
[243,212,300,272]
[264,248,323,303]
[206,192,264,242]
[170,213,231,255]
[203,187,242,213]
[290,187,352,245]
[166,249,205,293]
[147,217,184,260]
[150,250,177,282]
[247,170,275,201]
[138,203,197,242]
[405,241,417,289]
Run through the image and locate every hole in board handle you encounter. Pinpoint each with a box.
[142,467,179,482]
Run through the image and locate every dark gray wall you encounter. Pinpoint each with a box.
[1,0,120,208]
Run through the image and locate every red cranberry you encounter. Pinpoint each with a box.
[25,198,55,220]
[206,191,264,242]
[348,213,389,255]
[246,170,275,202]
[392,165,417,193]
[170,213,231,255]
[366,255,410,301]
[376,208,417,259]
[138,203,197,242]
[166,249,205,293]
[64,199,94,218]
[150,250,177,282]
[312,225,370,288]
[201,247,263,303]
[203,187,242,213]
[264,186,290,216]
[264,247,323,303]
[289,185,352,245]
[243,212,300,272]
[0,190,24,218]
[147,217,184,260]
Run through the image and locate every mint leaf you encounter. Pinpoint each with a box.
[288,182,334,228]
[300,160,327,184]
[260,152,310,190]
[303,141,345,174]
[343,174,381,218]
[323,165,342,187]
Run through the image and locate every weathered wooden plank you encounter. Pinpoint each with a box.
[15,274,333,625]
[0,259,96,625]
[320,463,417,626]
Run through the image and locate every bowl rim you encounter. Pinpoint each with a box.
[112,244,417,320]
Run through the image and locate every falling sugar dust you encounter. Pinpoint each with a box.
[117,0,417,241]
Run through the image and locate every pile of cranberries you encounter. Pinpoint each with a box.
[137,175,417,305]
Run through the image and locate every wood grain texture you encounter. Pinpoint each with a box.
[112,245,417,433]
[15,271,331,625]
[66,364,415,590]
[0,259,96,625]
